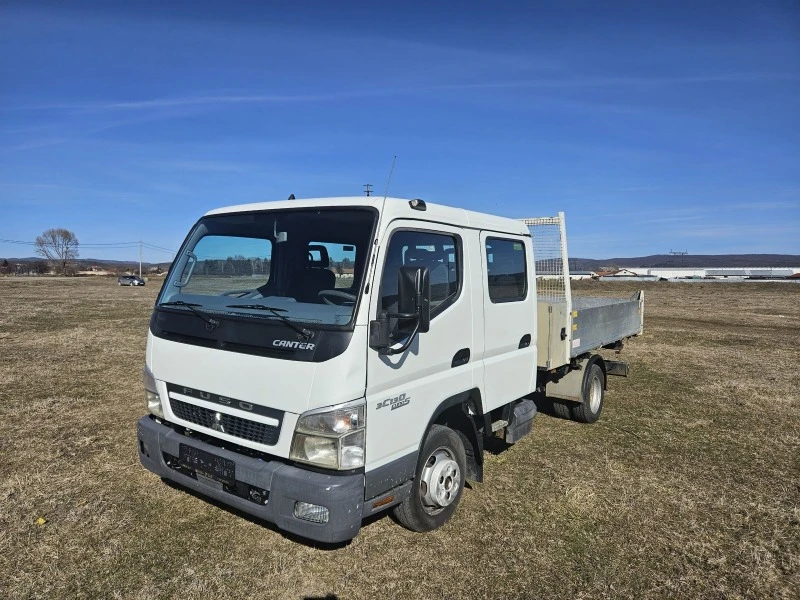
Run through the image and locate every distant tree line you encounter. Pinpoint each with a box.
[0,258,50,275]
[198,256,271,277]
[193,256,355,277]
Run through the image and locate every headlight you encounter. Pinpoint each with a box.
[143,365,163,418]
[290,400,365,470]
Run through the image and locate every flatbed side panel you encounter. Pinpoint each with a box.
[570,291,643,357]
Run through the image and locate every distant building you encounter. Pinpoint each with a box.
[610,267,800,280]
[569,271,596,280]
[598,268,659,281]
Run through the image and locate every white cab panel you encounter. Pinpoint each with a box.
[479,232,537,412]
[364,220,475,471]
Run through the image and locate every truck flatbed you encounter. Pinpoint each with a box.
[524,214,644,369]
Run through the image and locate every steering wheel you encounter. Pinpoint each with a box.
[318,289,357,306]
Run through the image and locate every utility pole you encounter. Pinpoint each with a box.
[364,184,372,197]
[139,240,143,278]
[669,249,688,269]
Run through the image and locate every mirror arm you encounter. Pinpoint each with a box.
[379,319,421,356]
[387,311,416,319]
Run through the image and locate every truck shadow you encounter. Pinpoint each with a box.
[482,437,512,455]
[530,395,567,419]
[482,395,568,456]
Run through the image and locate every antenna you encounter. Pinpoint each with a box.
[363,184,372,197]
[383,155,397,200]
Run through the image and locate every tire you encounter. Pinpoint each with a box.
[571,362,605,423]
[551,400,572,420]
[394,424,466,532]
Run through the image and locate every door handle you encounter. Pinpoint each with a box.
[451,348,470,368]
[518,334,531,349]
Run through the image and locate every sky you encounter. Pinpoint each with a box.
[1,0,799,263]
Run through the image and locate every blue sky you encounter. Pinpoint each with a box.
[1,0,798,263]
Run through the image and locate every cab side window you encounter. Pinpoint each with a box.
[379,230,460,317]
[485,238,528,302]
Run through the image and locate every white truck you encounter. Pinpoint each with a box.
[137,196,643,543]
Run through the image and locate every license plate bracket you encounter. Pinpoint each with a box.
[179,444,235,487]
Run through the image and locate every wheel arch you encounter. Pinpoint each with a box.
[420,388,484,483]
[586,353,607,390]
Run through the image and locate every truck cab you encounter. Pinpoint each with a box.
[137,196,642,543]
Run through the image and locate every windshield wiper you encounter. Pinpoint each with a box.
[159,300,219,331]
[227,304,312,339]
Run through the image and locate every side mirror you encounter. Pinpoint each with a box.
[397,265,430,334]
[369,266,431,355]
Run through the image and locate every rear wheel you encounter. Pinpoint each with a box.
[571,363,605,423]
[394,425,466,532]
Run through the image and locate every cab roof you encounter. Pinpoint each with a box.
[204,197,530,237]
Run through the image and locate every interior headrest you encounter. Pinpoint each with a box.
[306,244,330,268]
[405,248,443,264]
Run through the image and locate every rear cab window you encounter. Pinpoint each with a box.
[485,238,528,302]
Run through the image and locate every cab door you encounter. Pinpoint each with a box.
[364,222,474,488]
[479,233,536,412]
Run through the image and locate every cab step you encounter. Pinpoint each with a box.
[491,419,509,433]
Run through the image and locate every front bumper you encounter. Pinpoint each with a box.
[137,416,364,543]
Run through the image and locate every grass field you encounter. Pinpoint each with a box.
[1,277,798,599]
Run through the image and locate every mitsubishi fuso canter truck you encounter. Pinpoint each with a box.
[137,196,643,543]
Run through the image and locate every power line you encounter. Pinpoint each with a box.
[141,242,177,253]
[0,239,36,245]
[80,242,140,247]
[1,237,177,256]
[1,237,175,251]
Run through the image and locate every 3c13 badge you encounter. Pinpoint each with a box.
[376,392,410,411]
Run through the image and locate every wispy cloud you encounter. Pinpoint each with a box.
[19,92,370,112]
[7,71,795,114]
[162,159,258,174]
[596,198,800,223]
[644,215,705,224]
[0,181,152,204]
[674,223,800,239]
[728,200,800,211]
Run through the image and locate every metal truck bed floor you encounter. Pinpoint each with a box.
[570,292,644,357]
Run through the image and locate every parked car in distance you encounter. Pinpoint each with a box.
[118,275,145,286]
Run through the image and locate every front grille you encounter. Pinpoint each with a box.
[169,398,281,446]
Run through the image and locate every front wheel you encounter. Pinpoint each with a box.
[394,424,466,532]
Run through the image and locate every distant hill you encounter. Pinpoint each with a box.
[4,254,799,273]
[568,254,800,271]
[3,257,173,271]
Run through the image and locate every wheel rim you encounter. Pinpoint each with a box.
[419,446,461,515]
[589,374,602,413]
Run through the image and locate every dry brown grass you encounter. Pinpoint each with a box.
[1,277,798,599]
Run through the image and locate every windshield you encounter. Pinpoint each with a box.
[159,208,376,328]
